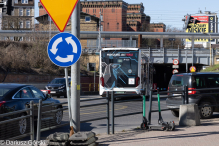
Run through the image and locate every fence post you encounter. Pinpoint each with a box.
[148,88,153,125]
[36,99,42,142]
[30,100,34,144]
[106,91,109,134]
[185,85,188,104]
[111,91,114,134]
[183,85,185,104]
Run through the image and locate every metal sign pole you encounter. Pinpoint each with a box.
[71,1,80,134]
[64,68,73,130]
[94,64,95,92]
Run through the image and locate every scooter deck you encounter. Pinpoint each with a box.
[148,124,165,130]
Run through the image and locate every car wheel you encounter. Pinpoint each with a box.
[54,108,63,125]
[57,96,60,98]
[18,114,27,135]
[171,110,179,117]
[199,102,213,119]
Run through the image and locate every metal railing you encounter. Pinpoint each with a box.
[36,100,69,141]
[0,101,34,142]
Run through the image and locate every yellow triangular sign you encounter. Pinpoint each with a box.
[40,0,79,32]
[191,67,196,72]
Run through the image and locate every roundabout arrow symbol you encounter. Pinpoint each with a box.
[65,37,77,53]
[55,55,74,63]
[50,37,63,55]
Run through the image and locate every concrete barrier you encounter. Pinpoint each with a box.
[179,104,200,126]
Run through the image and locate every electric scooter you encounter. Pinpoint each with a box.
[141,88,175,131]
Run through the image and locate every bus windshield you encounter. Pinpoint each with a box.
[101,50,139,88]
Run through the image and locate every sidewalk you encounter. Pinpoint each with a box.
[96,119,219,146]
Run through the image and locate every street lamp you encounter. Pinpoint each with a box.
[203,33,212,66]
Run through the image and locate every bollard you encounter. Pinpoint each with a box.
[36,99,42,142]
[183,85,185,104]
[111,91,114,134]
[185,85,188,104]
[157,88,162,119]
[30,101,34,146]
[106,91,110,134]
[148,88,153,125]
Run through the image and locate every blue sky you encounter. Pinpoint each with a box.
[35,0,219,30]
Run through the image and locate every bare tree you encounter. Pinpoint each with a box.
[164,25,184,49]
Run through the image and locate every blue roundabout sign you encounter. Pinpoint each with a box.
[47,32,82,67]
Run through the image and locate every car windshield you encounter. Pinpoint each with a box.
[0,87,13,98]
[50,79,66,84]
[169,75,191,87]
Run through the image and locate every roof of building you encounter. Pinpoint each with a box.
[36,12,99,23]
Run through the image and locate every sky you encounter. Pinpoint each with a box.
[35,0,219,30]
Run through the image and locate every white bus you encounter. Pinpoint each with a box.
[99,48,151,96]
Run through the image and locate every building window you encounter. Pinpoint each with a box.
[26,21,30,28]
[101,25,103,31]
[19,9,23,16]
[22,0,28,4]
[10,37,14,41]
[26,9,30,16]
[15,0,18,3]
[88,9,89,13]
[93,9,94,13]
[3,21,7,28]
[100,15,103,21]
[85,16,91,22]
[156,29,158,32]
[19,37,23,41]
[20,21,23,28]
[86,9,87,13]
[9,22,14,28]
[107,23,109,29]
[112,9,115,12]
[95,9,96,13]
[117,23,119,29]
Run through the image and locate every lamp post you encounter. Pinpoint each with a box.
[203,33,212,66]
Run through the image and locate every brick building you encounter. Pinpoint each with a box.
[35,12,99,49]
[2,0,35,31]
[38,0,150,34]
[126,3,150,31]
[150,23,166,32]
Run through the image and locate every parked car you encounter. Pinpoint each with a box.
[166,72,219,119]
[0,83,63,135]
[45,78,71,98]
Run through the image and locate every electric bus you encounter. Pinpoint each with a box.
[99,48,150,96]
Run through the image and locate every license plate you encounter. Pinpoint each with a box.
[173,94,181,98]
[50,91,56,94]
[116,91,124,94]
[173,94,181,96]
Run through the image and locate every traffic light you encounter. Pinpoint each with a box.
[6,0,14,15]
[182,15,194,30]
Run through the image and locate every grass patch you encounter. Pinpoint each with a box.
[200,64,219,72]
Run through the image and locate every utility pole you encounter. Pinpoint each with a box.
[98,11,101,51]
[71,1,80,134]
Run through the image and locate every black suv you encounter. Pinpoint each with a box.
[45,78,71,98]
[166,72,219,119]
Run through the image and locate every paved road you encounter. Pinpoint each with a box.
[38,94,178,140]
